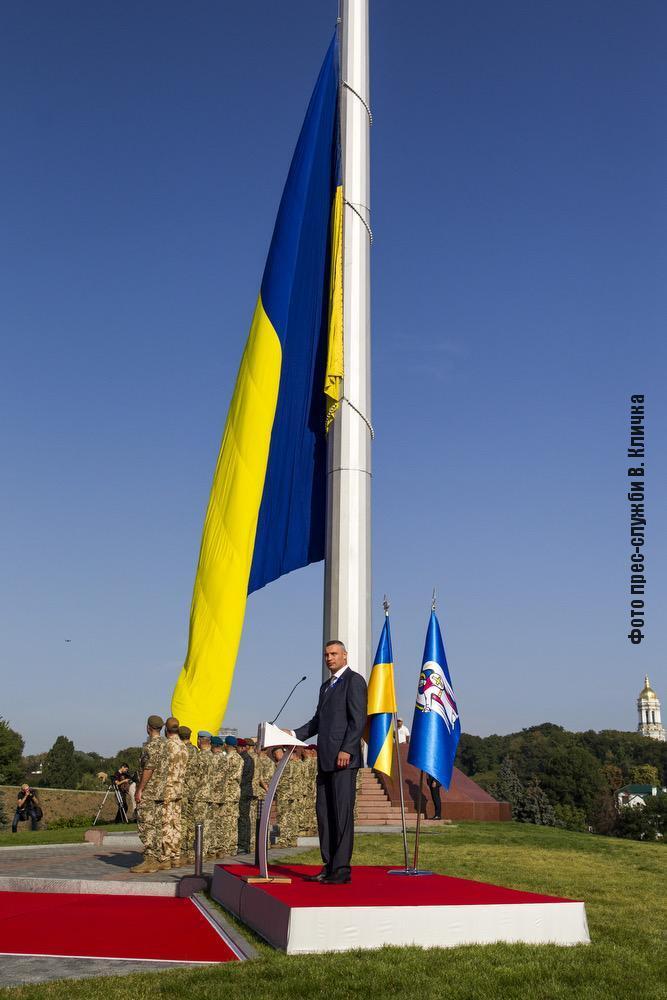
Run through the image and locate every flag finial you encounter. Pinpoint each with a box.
[383,594,390,616]
[431,588,437,612]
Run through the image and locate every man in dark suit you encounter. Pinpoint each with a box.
[290,640,367,884]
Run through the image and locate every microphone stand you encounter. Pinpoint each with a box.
[270,676,307,725]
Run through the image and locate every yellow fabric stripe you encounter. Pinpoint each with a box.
[324,184,344,430]
[373,725,394,777]
[367,662,397,715]
[171,295,282,735]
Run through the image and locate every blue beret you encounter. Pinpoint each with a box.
[211,736,223,747]
[224,736,238,746]
[197,730,212,739]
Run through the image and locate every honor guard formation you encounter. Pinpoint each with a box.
[130,715,322,873]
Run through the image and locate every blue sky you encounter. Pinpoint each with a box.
[2,2,665,756]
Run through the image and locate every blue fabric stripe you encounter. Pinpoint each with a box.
[368,713,393,766]
[248,35,339,594]
[407,612,462,789]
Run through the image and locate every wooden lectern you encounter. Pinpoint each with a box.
[241,721,307,884]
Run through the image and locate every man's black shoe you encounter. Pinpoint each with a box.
[303,870,329,882]
[321,873,351,885]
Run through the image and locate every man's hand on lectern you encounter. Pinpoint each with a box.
[280,728,293,737]
[336,751,351,769]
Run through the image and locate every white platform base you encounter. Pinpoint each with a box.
[211,864,590,954]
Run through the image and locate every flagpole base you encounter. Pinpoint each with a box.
[387,868,433,876]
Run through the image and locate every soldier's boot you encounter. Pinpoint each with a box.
[155,859,173,870]
[130,858,160,874]
[170,855,183,868]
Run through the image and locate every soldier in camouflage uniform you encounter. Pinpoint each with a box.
[244,739,275,856]
[209,736,226,857]
[237,739,255,854]
[193,731,216,858]
[160,717,188,867]
[274,747,300,847]
[221,737,243,856]
[178,725,198,863]
[300,746,318,835]
[131,715,166,874]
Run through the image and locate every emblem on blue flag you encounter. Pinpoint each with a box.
[408,609,461,790]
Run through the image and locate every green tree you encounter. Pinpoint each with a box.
[0,717,25,785]
[629,764,660,786]
[492,757,525,819]
[522,779,556,826]
[42,735,78,788]
[554,803,587,832]
[616,795,666,841]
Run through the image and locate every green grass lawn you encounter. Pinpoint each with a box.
[1,823,665,999]
[0,824,136,847]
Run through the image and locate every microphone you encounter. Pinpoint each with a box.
[271,675,308,725]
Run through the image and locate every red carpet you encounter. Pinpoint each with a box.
[0,892,240,963]
[221,864,576,906]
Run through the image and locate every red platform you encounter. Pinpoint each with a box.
[211,864,590,953]
[0,892,241,964]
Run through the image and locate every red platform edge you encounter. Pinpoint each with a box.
[220,864,579,907]
[0,892,240,964]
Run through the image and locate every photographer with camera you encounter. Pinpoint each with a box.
[112,763,131,823]
[12,784,42,832]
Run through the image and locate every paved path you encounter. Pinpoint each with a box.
[0,838,306,988]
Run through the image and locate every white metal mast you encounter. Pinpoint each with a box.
[323,0,372,681]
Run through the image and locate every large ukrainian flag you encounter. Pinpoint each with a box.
[172,37,343,735]
[366,617,398,776]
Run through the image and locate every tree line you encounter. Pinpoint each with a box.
[455,722,666,840]
[2,716,665,839]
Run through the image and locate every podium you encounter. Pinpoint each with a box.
[242,722,307,884]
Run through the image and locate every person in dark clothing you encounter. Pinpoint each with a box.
[426,773,442,819]
[289,640,368,885]
[12,785,41,832]
[112,763,131,822]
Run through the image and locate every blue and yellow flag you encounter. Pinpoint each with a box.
[172,37,343,735]
[407,611,461,789]
[366,617,398,776]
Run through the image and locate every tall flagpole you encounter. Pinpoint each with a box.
[324,0,372,681]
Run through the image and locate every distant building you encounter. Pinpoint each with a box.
[219,726,239,739]
[616,784,667,809]
[637,675,665,742]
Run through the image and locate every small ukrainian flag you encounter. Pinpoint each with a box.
[366,617,397,776]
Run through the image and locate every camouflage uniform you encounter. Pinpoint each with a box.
[275,755,300,847]
[245,749,276,855]
[221,749,243,856]
[354,768,362,821]
[180,742,199,859]
[209,752,227,857]
[136,735,166,862]
[193,746,215,857]
[300,754,318,835]
[237,750,255,854]
[160,736,188,863]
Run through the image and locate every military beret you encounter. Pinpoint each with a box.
[165,717,180,733]
[211,736,223,747]
[237,738,248,747]
[147,715,164,730]
[225,736,238,746]
[197,730,212,740]
[178,725,191,739]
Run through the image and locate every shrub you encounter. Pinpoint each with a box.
[46,813,95,830]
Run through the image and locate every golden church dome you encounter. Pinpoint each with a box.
[638,675,659,701]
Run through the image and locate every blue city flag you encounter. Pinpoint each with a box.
[407,610,461,789]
